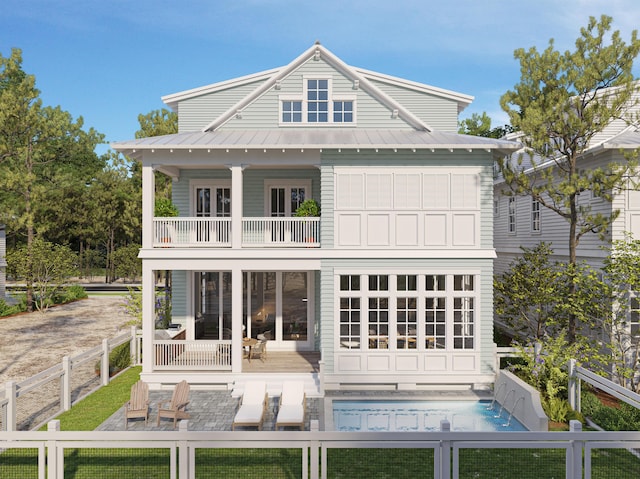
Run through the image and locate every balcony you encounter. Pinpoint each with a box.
[153,217,320,248]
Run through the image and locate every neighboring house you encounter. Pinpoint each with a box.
[494,126,640,275]
[113,43,519,393]
[0,224,5,301]
[493,100,640,348]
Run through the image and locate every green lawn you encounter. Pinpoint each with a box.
[1,367,638,478]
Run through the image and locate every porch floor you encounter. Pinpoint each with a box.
[243,351,320,373]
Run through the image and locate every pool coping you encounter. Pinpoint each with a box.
[323,389,493,431]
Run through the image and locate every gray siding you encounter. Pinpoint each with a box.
[178,80,267,132]
[370,80,459,132]
[172,270,188,324]
[222,58,414,130]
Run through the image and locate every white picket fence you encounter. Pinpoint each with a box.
[1,419,639,479]
[0,326,140,432]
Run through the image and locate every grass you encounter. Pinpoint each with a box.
[2,366,639,477]
[39,366,141,431]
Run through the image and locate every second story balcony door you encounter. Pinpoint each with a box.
[266,181,310,243]
[192,181,231,243]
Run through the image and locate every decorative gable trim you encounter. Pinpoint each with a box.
[201,42,434,133]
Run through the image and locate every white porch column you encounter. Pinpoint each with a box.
[142,164,155,250]
[230,165,244,249]
[231,266,243,373]
[142,261,156,373]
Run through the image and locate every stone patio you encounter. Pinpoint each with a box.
[97,390,322,431]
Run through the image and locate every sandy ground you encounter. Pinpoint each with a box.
[0,296,135,385]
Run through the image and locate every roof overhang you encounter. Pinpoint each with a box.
[112,129,521,160]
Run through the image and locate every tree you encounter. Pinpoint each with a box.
[498,15,640,342]
[494,243,560,340]
[458,112,514,138]
[135,108,177,199]
[0,48,103,310]
[6,237,77,312]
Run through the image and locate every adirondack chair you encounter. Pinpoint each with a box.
[156,380,190,429]
[124,380,150,429]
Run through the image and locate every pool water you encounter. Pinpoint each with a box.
[332,400,527,432]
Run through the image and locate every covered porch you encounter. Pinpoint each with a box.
[139,258,321,379]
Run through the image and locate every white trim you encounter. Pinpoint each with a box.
[264,179,312,216]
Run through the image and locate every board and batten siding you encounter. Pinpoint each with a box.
[322,151,494,250]
[369,79,459,132]
[219,58,415,130]
[177,80,268,132]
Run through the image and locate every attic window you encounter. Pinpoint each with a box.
[280,78,355,125]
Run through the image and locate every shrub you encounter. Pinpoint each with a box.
[95,342,131,376]
[580,390,640,431]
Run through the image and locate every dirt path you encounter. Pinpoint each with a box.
[0,296,135,385]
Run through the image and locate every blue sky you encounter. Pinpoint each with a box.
[2,0,639,156]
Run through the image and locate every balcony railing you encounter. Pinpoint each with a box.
[154,340,232,370]
[153,217,320,248]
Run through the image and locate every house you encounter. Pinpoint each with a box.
[493,105,640,338]
[112,43,519,394]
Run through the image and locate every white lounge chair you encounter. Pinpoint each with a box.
[275,381,306,430]
[232,381,267,430]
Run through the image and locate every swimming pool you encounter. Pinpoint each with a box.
[332,400,527,432]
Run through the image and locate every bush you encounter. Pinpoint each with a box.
[0,298,23,317]
[95,342,131,376]
[580,390,640,431]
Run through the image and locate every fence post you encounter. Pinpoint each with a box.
[309,419,320,479]
[5,380,16,431]
[568,420,583,479]
[440,419,451,479]
[62,356,71,411]
[178,420,190,478]
[567,359,576,410]
[130,326,138,365]
[48,420,61,479]
[101,339,110,386]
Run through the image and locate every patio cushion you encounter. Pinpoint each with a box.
[234,404,265,424]
[276,404,304,424]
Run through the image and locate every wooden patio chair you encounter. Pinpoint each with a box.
[275,381,306,430]
[124,380,150,429]
[232,380,267,430]
[156,380,190,429]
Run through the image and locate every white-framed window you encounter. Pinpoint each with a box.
[280,78,356,125]
[336,272,478,351]
[339,275,361,349]
[264,180,311,217]
[494,198,500,217]
[531,198,541,232]
[190,180,232,217]
[281,100,302,123]
[508,197,516,234]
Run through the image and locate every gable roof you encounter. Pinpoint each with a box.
[199,42,434,133]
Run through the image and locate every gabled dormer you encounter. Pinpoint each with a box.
[162,42,471,134]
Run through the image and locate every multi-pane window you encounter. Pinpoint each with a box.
[531,198,541,232]
[307,79,329,122]
[281,78,356,124]
[333,100,353,122]
[339,275,361,349]
[425,297,446,349]
[397,275,417,349]
[282,100,302,123]
[508,197,516,234]
[368,297,389,349]
[453,274,474,349]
